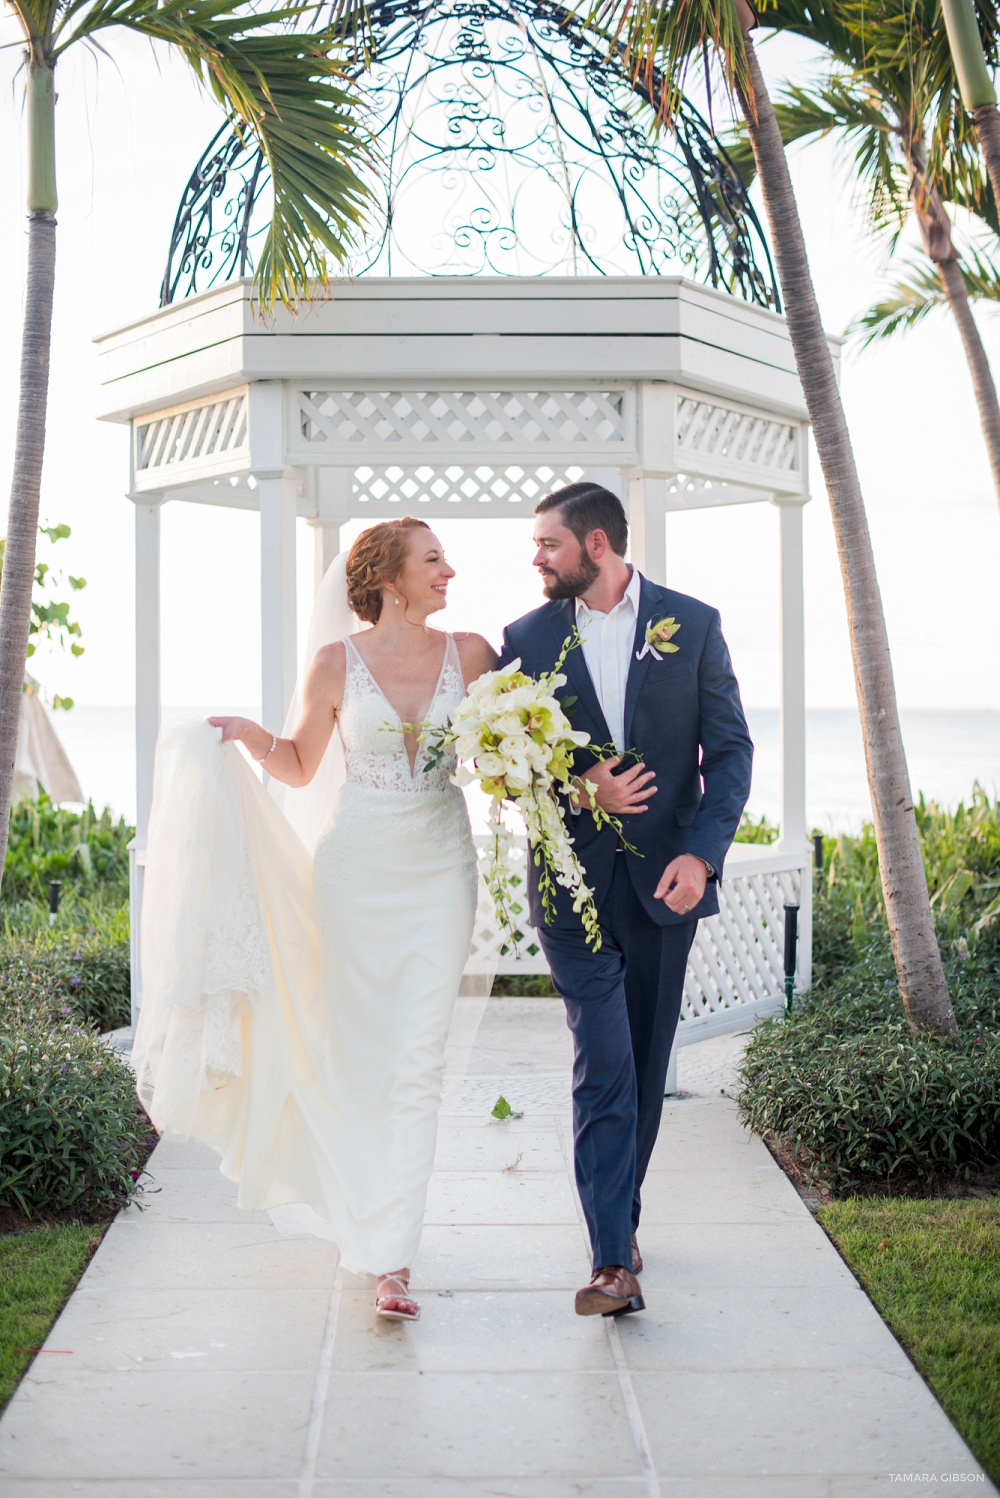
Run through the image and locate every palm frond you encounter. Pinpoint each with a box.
[585,0,751,127]
[848,247,1000,346]
[52,0,373,307]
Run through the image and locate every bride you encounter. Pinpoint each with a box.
[133,516,497,1322]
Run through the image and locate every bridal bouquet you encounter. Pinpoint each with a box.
[417,635,626,952]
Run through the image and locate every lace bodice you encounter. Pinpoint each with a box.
[338,632,466,794]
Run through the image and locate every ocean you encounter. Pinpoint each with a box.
[48,705,1000,834]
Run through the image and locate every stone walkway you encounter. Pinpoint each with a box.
[2,997,995,1496]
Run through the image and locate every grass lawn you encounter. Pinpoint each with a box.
[818,1196,1000,1482]
[0,1223,106,1410]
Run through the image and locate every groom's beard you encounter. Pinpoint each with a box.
[538,549,600,600]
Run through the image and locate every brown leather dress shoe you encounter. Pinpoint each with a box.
[575,1265,645,1318]
[631,1233,643,1275]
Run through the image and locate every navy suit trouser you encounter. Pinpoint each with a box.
[536,854,697,1271]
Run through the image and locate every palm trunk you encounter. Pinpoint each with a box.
[972,104,1000,208]
[906,149,1000,517]
[939,261,1000,513]
[0,58,58,889]
[734,31,956,1036]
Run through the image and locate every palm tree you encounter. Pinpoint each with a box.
[941,0,1000,215]
[721,0,1000,517]
[586,0,956,1035]
[0,0,372,886]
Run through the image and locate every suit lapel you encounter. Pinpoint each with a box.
[546,599,612,747]
[623,573,667,752]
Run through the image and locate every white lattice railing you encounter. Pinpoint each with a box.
[350,463,585,516]
[675,394,799,478]
[296,388,628,450]
[132,389,249,491]
[471,837,811,1044]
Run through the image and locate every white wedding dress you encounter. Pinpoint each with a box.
[133,617,479,1275]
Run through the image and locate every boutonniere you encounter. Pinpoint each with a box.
[635,616,681,662]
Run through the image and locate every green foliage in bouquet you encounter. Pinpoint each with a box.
[0,1007,147,1217]
[3,796,133,903]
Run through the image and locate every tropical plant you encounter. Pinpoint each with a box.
[3,794,133,901]
[0,0,373,891]
[580,0,956,1034]
[722,0,1000,517]
[1,521,86,710]
[850,245,1000,344]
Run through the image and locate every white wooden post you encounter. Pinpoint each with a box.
[132,494,162,1028]
[776,496,812,993]
[257,470,299,732]
[776,498,808,852]
[627,473,667,584]
[310,520,344,592]
[134,498,162,846]
[310,468,353,591]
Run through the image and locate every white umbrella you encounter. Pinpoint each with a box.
[13,677,84,805]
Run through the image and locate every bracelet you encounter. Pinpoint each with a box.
[253,732,278,764]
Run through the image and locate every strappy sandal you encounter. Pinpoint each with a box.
[375,1270,420,1322]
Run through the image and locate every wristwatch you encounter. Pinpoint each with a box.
[697,857,715,878]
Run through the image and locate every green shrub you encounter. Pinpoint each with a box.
[3,795,133,903]
[737,934,1000,1193]
[0,1009,147,1217]
[0,929,131,1033]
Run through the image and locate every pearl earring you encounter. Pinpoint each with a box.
[394,596,400,606]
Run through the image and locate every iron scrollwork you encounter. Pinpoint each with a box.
[159,0,779,309]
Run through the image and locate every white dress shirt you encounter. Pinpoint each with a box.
[574,566,642,754]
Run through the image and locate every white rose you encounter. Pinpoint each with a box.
[476,752,505,777]
[493,710,526,737]
[499,733,532,758]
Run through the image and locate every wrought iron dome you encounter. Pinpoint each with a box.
[160,0,778,307]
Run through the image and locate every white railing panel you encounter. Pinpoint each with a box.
[472,835,811,1045]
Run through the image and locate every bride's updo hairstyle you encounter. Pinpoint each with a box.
[346,516,431,623]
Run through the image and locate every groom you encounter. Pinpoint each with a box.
[500,482,753,1317]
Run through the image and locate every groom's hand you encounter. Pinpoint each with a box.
[655,854,708,914]
[575,758,657,816]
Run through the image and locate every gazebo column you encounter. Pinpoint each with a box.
[776,495,812,988]
[131,493,162,1028]
[134,496,163,846]
[626,473,667,584]
[257,469,299,732]
[309,468,353,591]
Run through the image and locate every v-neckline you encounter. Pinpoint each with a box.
[347,633,451,779]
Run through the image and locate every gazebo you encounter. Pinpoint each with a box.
[95,0,824,1085]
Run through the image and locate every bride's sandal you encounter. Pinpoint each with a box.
[375,1271,420,1322]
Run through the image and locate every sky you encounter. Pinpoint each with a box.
[1,19,999,718]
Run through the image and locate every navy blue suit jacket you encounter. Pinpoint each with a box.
[499,574,754,930]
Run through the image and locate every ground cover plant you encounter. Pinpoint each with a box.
[819,1197,1000,1481]
[0,904,131,1033]
[0,1222,105,1409]
[738,788,1000,1195]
